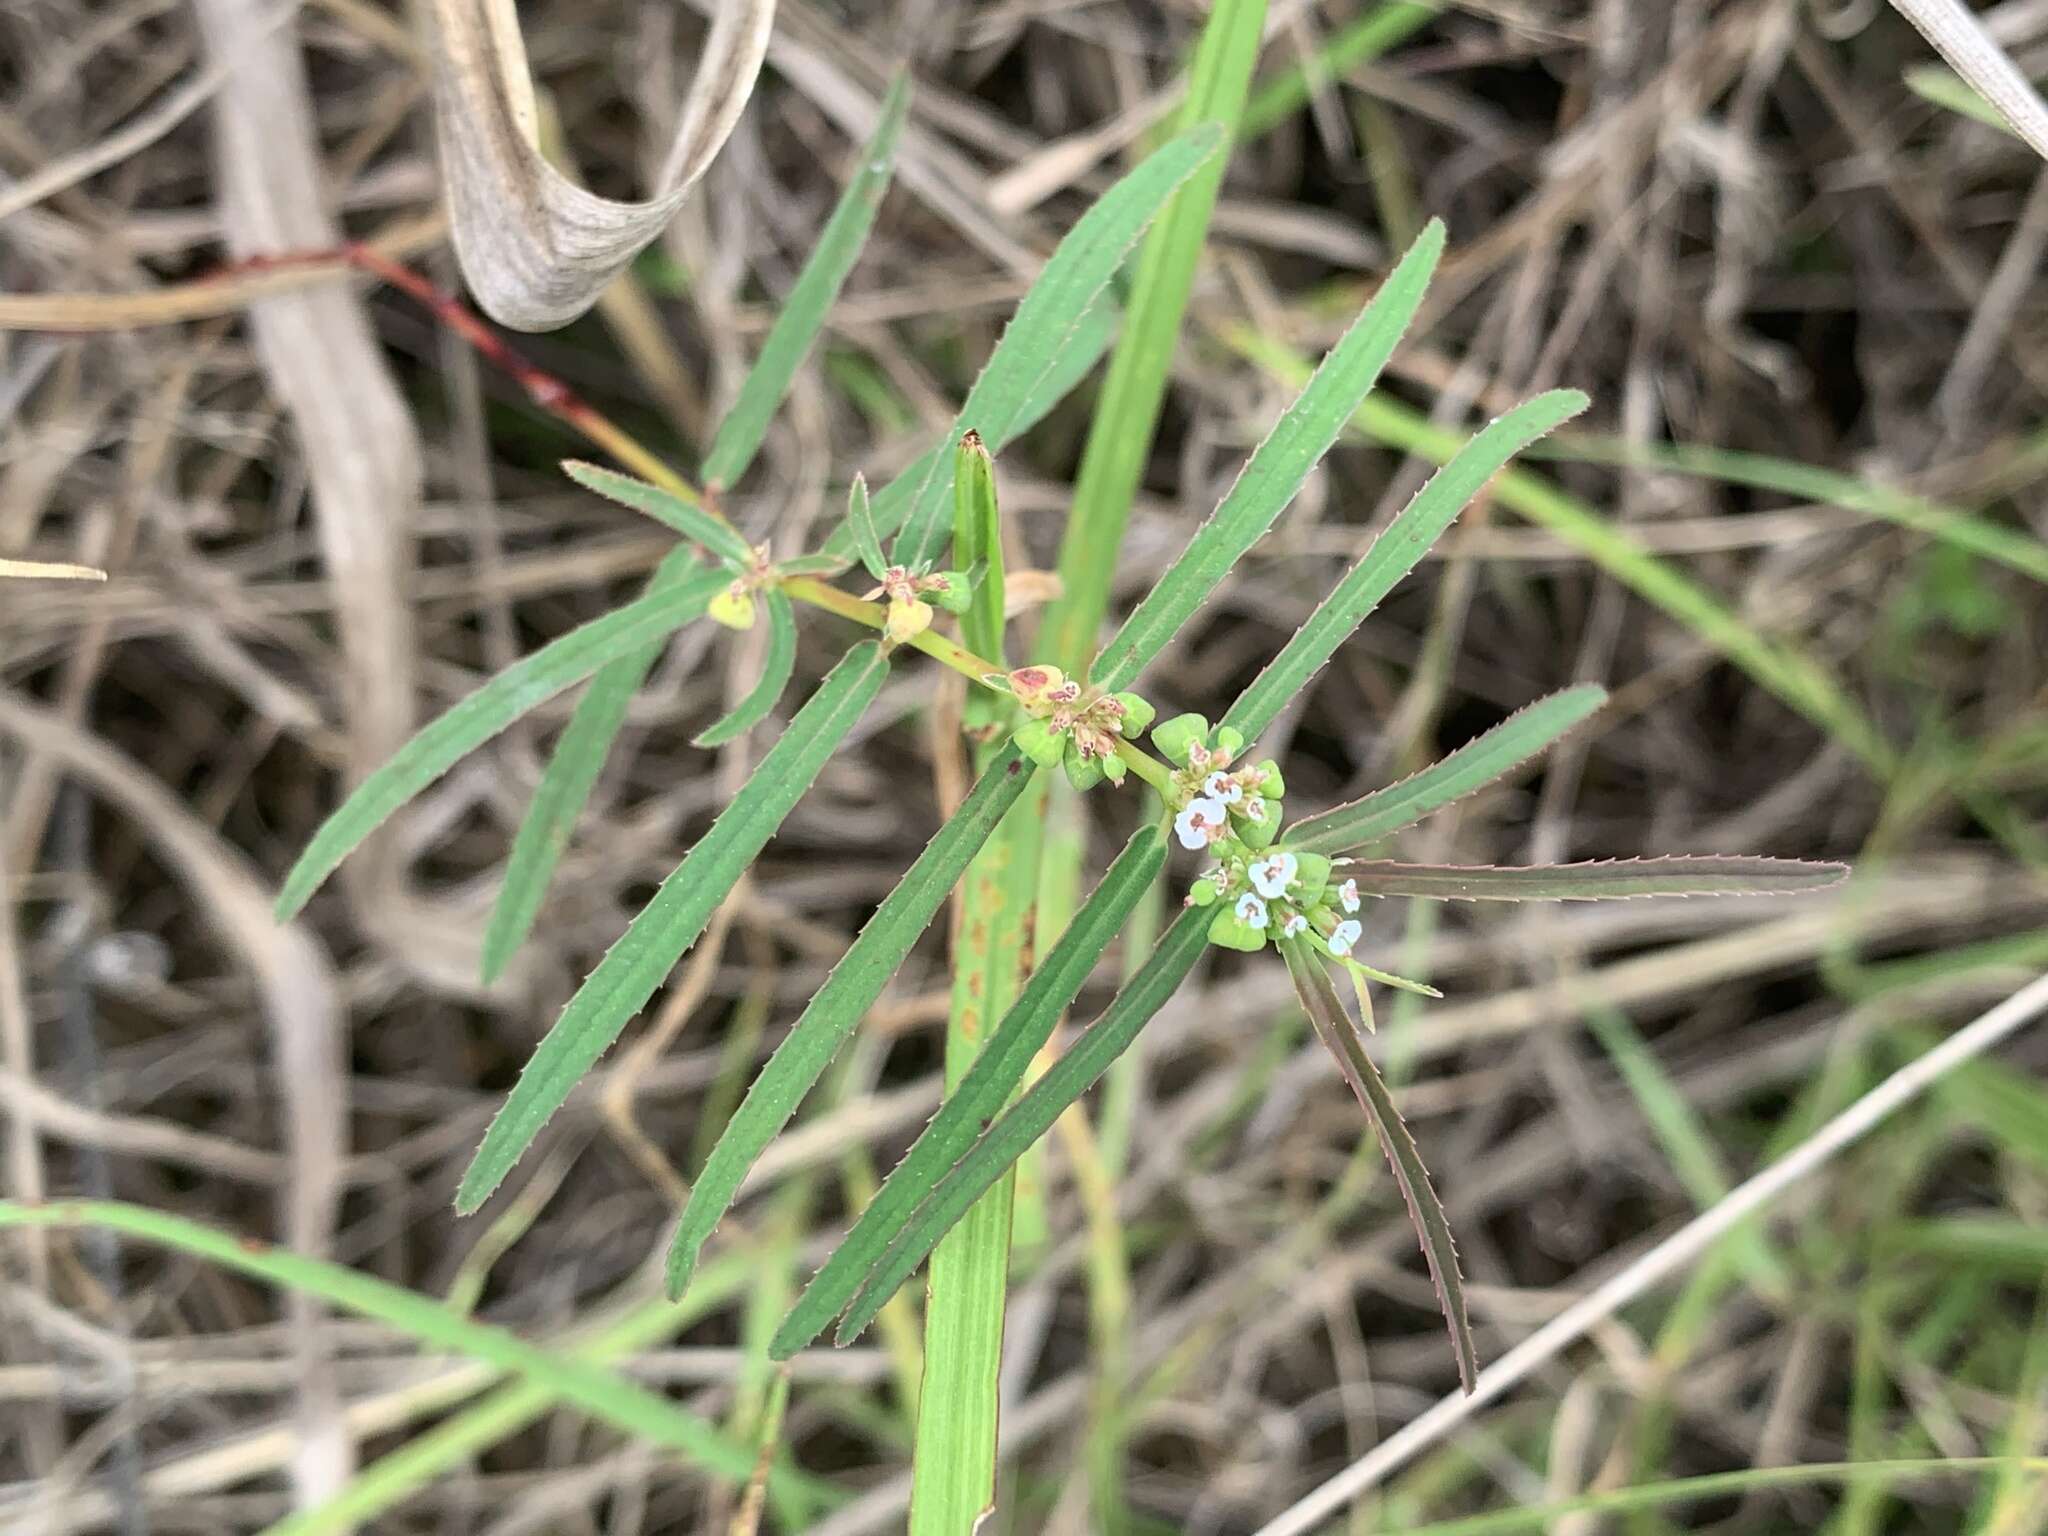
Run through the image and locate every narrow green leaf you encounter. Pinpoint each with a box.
[700,75,911,490]
[0,1200,802,1493]
[889,125,1227,569]
[279,572,729,920]
[459,645,889,1214]
[846,474,886,582]
[1292,684,1607,855]
[1039,0,1269,673]
[1240,1,1440,138]
[824,298,1121,564]
[1280,936,1476,1393]
[694,588,797,747]
[773,553,852,577]
[952,431,1006,666]
[482,549,719,982]
[772,825,1168,1357]
[665,746,1039,1296]
[1089,219,1444,693]
[562,460,754,566]
[835,905,1211,1344]
[1539,433,2048,588]
[1222,389,1588,740]
[1343,855,1851,902]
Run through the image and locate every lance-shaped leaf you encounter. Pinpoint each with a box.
[1280,936,1477,1393]
[1344,855,1851,902]
[700,75,909,489]
[1223,389,1589,741]
[845,475,886,583]
[1088,218,1444,694]
[0,1199,809,1494]
[482,548,716,981]
[278,568,731,920]
[665,745,1039,1297]
[458,644,889,1213]
[834,904,1212,1344]
[889,125,1226,569]
[771,824,1168,1356]
[1292,685,1608,856]
[824,297,1119,564]
[561,460,754,566]
[429,0,773,329]
[694,588,797,747]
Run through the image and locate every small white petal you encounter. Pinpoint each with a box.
[1204,771,1243,805]
[1173,795,1229,851]
[1235,893,1269,929]
[1339,879,1360,914]
[1326,919,1362,958]
[1250,852,1299,899]
[1282,912,1308,937]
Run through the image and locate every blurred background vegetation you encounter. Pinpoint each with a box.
[2,0,2047,1531]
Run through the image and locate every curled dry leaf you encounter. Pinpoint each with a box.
[429,0,776,329]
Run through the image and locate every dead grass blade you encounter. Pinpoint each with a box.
[428,0,775,329]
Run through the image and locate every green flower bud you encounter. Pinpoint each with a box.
[1291,850,1333,905]
[1099,751,1128,786]
[1063,743,1105,792]
[1152,712,1210,766]
[1013,717,1065,767]
[925,570,975,615]
[1186,874,1222,907]
[1254,758,1285,797]
[1212,726,1245,761]
[1111,692,1156,735]
[1207,909,1268,952]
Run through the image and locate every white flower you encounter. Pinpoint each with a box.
[1173,795,1229,850]
[1338,878,1360,914]
[1281,911,1308,938]
[1326,918,1362,958]
[1235,892,1269,929]
[1242,796,1268,825]
[1250,851,1298,899]
[1203,770,1243,805]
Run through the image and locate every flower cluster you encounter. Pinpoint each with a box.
[1007,666,1156,790]
[707,544,776,630]
[1153,712,1371,958]
[864,563,976,646]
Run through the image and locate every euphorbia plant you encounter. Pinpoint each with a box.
[276,96,1846,1513]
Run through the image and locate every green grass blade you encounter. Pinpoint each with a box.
[699,75,910,490]
[1281,936,1475,1392]
[1292,685,1608,854]
[482,548,717,982]
[1223,325,1896,772]
[1540,433,2048,587]
[1088,219,1444,693]
[835,905,1211,1344]
[0,1200,793,1491]
[1039,0,1269,673]
[562,460,755,566]
[846,474,886,581]
[771,825,1168,1357]
[665,746,1039,1297]
[1223,388,1587,741]
[952,431,1006,666]
[1240,1,1440,138]
[1344,855,1851,901]
[889,125,1226,570]
[694,588,797,747]
[458,644,889,1213]
[824,299,1121,564]
[909,770,1047,1531]
[279,572,729,920]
